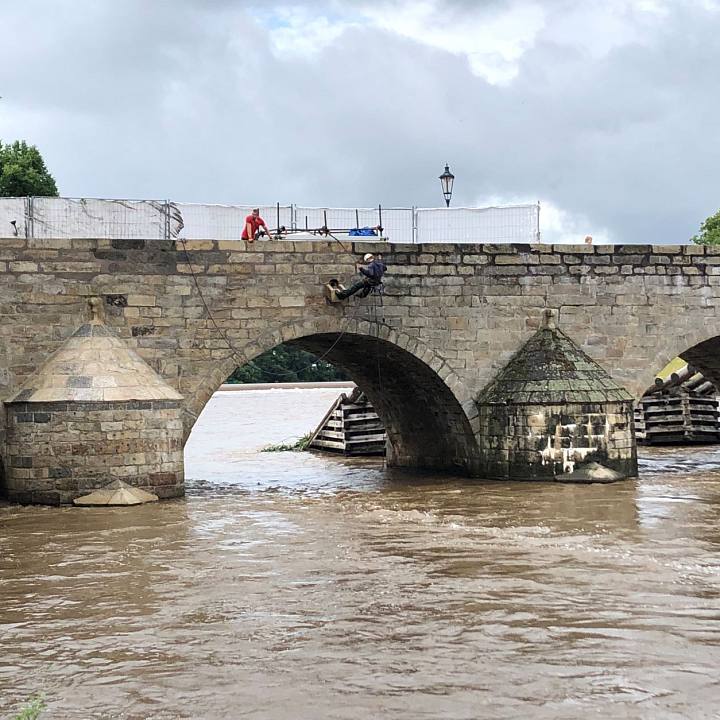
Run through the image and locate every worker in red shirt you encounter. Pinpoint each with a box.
[242,208,269,243]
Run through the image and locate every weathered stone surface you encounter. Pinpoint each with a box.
[3,313,184,504]
[476,316,636,481]
[7,320,183,403]
[0,238,715,499]
[5,399,184,504]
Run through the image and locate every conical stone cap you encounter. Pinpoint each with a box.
[555,461,625,484]
[477,316,633,405]
[73,480,159,506]
[7,320,183,403]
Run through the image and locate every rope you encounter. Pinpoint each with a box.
[327,228,389,390]
[372,284,384,397]
[178,238,379,380]
[327,231,361,264]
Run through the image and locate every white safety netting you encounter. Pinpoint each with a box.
[177,203,293,240]
[30,198,179,239]
[0,197,541,243]
[415,205,539,244]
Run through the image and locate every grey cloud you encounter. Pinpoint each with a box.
[0,0,718,242]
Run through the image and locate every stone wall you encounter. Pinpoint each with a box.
[5,399,184,504]
[477,402,636,480]
[2,237,720,487]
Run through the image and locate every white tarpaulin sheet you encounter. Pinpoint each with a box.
[415,205,539,244]
[0,197,540,243]
[0,198,28,238]
[29,198,179,239]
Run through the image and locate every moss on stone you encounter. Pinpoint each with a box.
[477,328,633,405]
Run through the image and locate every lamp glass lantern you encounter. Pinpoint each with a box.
[439,164,454,207]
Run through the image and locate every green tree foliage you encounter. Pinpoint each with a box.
[12,695,46,720]
[0,140,59,197]
[691,209,720,245]
[227,343,348,383]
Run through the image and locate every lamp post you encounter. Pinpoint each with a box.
[439,164,454,207]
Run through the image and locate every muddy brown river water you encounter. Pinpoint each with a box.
[2,388,720,719]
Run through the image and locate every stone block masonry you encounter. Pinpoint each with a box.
[5,400,184,505]
[2,237,720,499]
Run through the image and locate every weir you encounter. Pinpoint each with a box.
[2,237,720,503]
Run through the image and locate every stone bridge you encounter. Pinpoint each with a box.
[2,237,720,502]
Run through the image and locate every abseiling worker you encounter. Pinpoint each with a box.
[335,252,387,300]
[242,208,269,243]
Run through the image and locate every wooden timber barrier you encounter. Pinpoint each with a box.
[306,387,386,456]
[636,365,720,444]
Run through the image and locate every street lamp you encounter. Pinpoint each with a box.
[439,164,454,207]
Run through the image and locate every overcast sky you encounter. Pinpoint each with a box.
[1,0,718,243]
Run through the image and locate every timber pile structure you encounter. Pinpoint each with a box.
[636,365,720,444]
[306,387,386,456]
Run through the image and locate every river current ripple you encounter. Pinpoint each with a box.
[2,388,720,719]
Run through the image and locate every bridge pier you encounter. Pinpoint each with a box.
[3,310,185,505]
[475,310,637,481]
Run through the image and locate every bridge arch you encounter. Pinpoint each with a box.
[184,316,481,476]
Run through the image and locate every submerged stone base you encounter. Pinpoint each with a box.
[478,401,637,481]
[4,400,184,505]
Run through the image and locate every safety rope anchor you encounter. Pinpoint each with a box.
[323,279,346,304]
